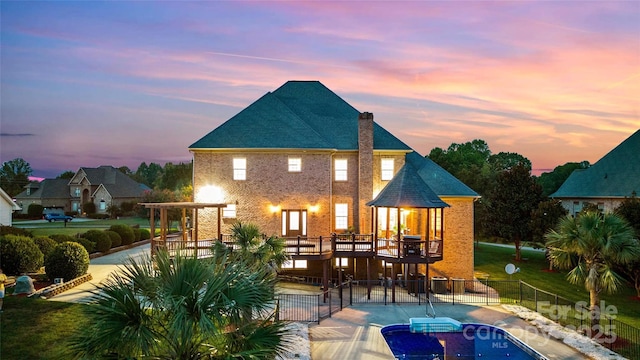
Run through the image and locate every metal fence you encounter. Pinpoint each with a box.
[275,278,640,359]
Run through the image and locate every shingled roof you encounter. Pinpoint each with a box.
[551,129,640,198]
[79,166,151,197]
[14,179,70,200]
[189,81,411,151]
[367,160,450,208]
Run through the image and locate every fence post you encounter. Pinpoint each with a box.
[349,280,353,306]
[534,288,538,313]
[317,294,321,324]
[275,298,280,322]
[519,281,523,304]
[486,279,489,305]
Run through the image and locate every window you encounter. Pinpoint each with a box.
[335,203,348,230]
[381,158,394,181]
[223,204,236,218]
[281,260,308,269]
[335,159,348,181]
[288,157,301,172]
[233,158,246,180]
[335,258,348,267]
[99,200,106,211]
[75,188,80,197]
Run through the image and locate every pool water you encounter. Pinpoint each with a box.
[381,318,547,360]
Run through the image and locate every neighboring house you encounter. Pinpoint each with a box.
[14,165,150,215]
[0,187,21,226]
[189,81,479,281]
[551,129,640,216]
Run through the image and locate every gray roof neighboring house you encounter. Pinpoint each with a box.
[15,179,70,200]
[76,166,151,197]
[551,129,640,199]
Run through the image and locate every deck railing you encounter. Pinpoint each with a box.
[159,233,443,260]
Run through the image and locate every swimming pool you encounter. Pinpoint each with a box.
[381,317,547,360]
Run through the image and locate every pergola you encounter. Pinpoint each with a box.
[139,202,228,255]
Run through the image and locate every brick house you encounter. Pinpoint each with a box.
[189,81,478,282]
[551,129,640,216]
[15,165,150,216]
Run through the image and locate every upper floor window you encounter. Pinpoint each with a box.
[288,157,302,172]
[75,188,80,197]
[233,158,246,180]
[334,159,348,181]
[335,203,348,230]
[223,203,236,218]
[381,158,394,181]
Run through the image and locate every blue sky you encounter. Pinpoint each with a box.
[1,1,638,178]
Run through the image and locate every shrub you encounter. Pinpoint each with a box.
[0,225,32,237]
[32,236,57,262]
[83,230,111,253]
[104,230,122,248]
[75,237,95,253]
[0,235,44,275]
[132,227,142,242]
[27,203,44,218]
[109,224,135,246]
[50,234,77,243]
[88,213,109,220]
[83,202,96,215]
[139,228,151,241]
[45,242,89,282]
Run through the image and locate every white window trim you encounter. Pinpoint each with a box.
[223,204,237,218]
[381,158,394,181]
[335,159,348,181]
[233,158,246,180]
[335,203,348,230]
[288,157,302,172]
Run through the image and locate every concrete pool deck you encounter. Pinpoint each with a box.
[309,303,587,360]
[50,244,590,359]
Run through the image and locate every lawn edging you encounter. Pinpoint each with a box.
[34,273,93,299]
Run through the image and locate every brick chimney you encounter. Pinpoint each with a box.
[357,112,374,233]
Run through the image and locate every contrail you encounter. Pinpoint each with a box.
[205,51,352,69]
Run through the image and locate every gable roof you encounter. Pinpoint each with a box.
[189,81,411,151]
[367,160,450,208]
[1,187,21,210]
[14,179,70,200]
[80,166,150,197]
[551,129,640,198]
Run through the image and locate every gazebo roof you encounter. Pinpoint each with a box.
[367,162,449,208]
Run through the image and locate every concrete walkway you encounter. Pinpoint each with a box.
[49,242,151,303]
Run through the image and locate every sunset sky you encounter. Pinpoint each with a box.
[1,1,638,179]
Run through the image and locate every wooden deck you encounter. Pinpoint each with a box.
[159,233,443,264]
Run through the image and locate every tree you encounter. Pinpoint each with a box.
[0,158,32,197]
[615,192,640,236]
[530,199,568,248]
[56,170,75,180]
[483,163,545,261]
[546,211,640,330]
[135,162,164,188]
[70,249,292,359]
[228,221,290,270]
[488,152,531,172]
[537,161,590,197]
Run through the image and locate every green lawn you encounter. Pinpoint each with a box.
[0,296,88,359]
[474,242,640,327]
[12,217,168,238]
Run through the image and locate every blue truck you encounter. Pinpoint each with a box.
[44,213,73,222]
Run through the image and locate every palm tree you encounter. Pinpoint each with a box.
[545,210,640,331]
[229,221,290,270]
[70,249,292,359]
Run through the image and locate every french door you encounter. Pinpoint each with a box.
[281,209,307,237]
